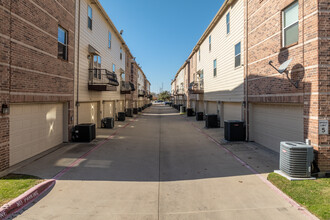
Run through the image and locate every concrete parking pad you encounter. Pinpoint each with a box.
[12,105,310,220]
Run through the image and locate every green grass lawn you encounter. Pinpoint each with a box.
[0,174,43,206]
[268,173,330,220]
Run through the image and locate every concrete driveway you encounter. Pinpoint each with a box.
[12,105,309,220]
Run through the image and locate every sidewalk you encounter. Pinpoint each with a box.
[184,114,279,177]
[11,116,140,180]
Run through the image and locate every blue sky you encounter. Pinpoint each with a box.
[99,0,224,93]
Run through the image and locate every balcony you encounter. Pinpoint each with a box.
[175,88,185,96]
[88,69,119,91]
[188,79,204,94]
[138,89,146,97]
[120,81,135,94]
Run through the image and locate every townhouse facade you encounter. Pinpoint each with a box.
[0,0,151,174]
[137,66,151,108]
[0,0,75,172]
[246,0,329,172]
[74,0,134,126]
[171,0,329,172]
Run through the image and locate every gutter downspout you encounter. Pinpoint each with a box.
[76,0,81,125]
[245,0,249,141]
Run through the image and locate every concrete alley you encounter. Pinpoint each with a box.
[13,105,308,220]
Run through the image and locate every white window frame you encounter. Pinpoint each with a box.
[213,59,217,77]
[235,42,241,68]
[282,1,299,47]
[57,26,68,61]
[112,64,116,73]
[108,31,112,48]
[88,5,92,30]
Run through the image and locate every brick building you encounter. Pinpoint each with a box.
[246,0,329,172]
[0,0,75,173]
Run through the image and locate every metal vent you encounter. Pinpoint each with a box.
[280,142,314,178]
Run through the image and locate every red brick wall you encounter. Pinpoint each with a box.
[247,0,329,172]
[317,0,330,171]
[0,0,75,172]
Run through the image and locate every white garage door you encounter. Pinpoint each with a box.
[103,101,115,118]
[79,102,98,126]
[116,100,125,112]
[10,103,63,166]
[190,100,196,110]
[250,104,304,152]
[224,102,242,121]
[207,101,218,114]
[197,101,204,113]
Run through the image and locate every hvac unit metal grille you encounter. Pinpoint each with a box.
[280,142,314,178]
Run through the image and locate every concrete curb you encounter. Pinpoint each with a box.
[0,179,56,220]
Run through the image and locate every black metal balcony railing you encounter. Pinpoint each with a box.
[130,82,136,91]
[120,81,135,94]
[175,88,184,95]
[138,89,146,97]
[88,69,119,91]
[188,79,204,94]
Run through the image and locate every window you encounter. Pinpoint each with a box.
[58,26,68,60]
[209,36,211,52]
[93,55,101,78]
[108,31,112,48]
[235,42,241,68]
[120,47,123,60]
[213,59,217,77]
[283,1,298,47]
[226,12,230,34]
[199,49,201,61]
[112,64,116,73]
[88,5,92,30]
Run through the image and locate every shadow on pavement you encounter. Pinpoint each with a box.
[13,105,278,182]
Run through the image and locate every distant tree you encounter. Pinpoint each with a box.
[158,91,171,101]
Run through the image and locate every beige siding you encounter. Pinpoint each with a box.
[197,0,244,102]
[177,69,185,90]
[250,104,304,152]
[75,0,126,126]
[10,104,63,166]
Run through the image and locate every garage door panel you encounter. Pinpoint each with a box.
[10,104,63,166]
[79,102,97,124]
[251,104,303,152]
[208,102,218,114]
[104,101,115,118]
[224,103,242,121]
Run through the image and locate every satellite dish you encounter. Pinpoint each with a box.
[268,58,299,88]
[278,58,292,73]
